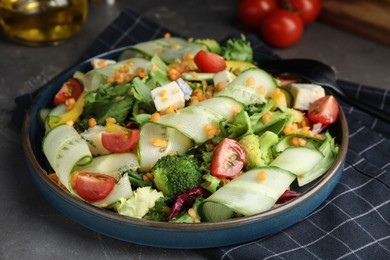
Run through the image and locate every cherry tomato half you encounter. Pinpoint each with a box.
[53,78,83,106]
[261,9,304,48]
[101,129,140,153]
[288,0,322,25]
[72,172,116,202]
[238,0,278,29]
[274,73,302,88]
[210,138,246,179]
[194,50,227,73]
[308,95,339,126]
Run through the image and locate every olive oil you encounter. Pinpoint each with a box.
[0,0,87,46]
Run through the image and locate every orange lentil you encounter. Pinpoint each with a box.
[151,64,158,71]
[150,138,168,148]
[246,77,255,87]
[159,89,167,97]
[315,134,323,139]
[193,88,203,96]
[121,65,130,73]
[298,138,307,146]
[107,77,115,83]
[97,59,106,68]
[106,117,116,124]
[258,85,266,94]
[66,120,74,126]
[262,111,273,124]
[290,137,300,146]
[301,126,312,136]
[188,208,197,219]
[162,97,169,102]
[88,118,97,128]
[164,32,171,38]
[183,53,194,61]
[65,97,76,110]
[168,151,176,156]
[257,171,267,181]
[168,68,180,81]
[215,82,224,91]
[150,113,160,121]
[145,172,154,181]
[126,61,134,66]
[161,106,177,115]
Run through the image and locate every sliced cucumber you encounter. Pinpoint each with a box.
[138,123,193,172]
[80,125,111,156]
[216,68,276,105]
[194,96,244,120]
[270,146,324,176]
[74,153,139,178]
[154,105,224,144]
[199,166,296,221]
[92,173,133,208]
[83,58,151,92]
[181,72,214,81]
[42,124,92,190]
[118,37,204,64]
[273,134,321,154]
[298,133,339,186]
[43,104,67,131]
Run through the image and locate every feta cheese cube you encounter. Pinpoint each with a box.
[91,58,116,69]
[213,70,236,90]
[290,83,325,110]
[151,81,185,112]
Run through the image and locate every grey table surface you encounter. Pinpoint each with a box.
[1,1,389,259]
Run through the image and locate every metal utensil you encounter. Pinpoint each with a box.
[257,58,390,124]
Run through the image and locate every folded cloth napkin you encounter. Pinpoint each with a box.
[16,8,390,259]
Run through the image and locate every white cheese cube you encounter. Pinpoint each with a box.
[290,83,325,110]
[91,58,117,69]
[80,125,111,156]
[151,81,185,112]
[213,70,236,90]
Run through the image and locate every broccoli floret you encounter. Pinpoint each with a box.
[239,131,279,170]
[194,38,222,54]
[152,154,203,201]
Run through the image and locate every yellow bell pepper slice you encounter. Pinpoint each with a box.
[226,60,257,72]
[48,91,87,128]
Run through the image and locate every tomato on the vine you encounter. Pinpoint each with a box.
[238,0,278,29]
[285,0,322,25]
[308,95,339,126]
[72,172,116,202]
[261,9,303,48]
[210,138,246,179]
[194,50,226,73]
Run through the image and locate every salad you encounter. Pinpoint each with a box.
[40,35,340,223]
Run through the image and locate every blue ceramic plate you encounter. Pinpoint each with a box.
[22,47,349,249]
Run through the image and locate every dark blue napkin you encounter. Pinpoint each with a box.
[18,8,390,259]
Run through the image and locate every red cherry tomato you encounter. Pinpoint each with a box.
[194,50,226,73]
[72,172,116,202]
[261,9,304,48]
[101,130,140,153]
[210,138,246,179]
[274,73,302,88]
[288,0,322,25]
[308,95,339,125]
[238,0,278,29]
[53,78,83,106]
